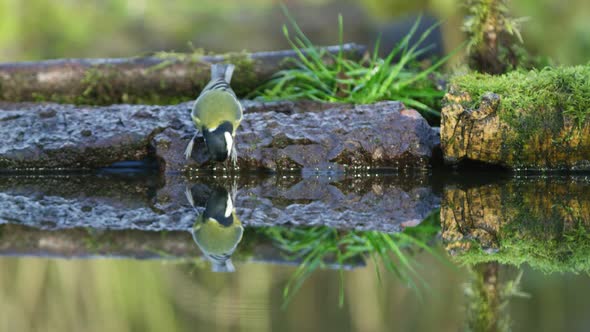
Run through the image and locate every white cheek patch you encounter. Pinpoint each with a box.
[224,193,233,218]
[224,132,233,158]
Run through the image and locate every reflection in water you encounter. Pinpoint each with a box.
[185,185,243,272]
[441,176,590,331]
[180,176,447,303]
[0,252,462,332]
[181,178,446,303]
[441,176,590,273]
[257,208,445,306]
[463,263,528,332]
[4,173,590,330]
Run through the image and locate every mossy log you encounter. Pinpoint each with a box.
[0,172,439,233]
[441,67,590,170]
[0,100,439,172]
[0,44,365,105]
[441,176,590,273]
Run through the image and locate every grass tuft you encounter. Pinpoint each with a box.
[252,6,454,120]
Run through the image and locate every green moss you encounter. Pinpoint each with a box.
[451,65,590,164]
[454,221,590,274]
[150,49,206,70]
[16,49,255,106]
[78,66,118,104]
[452,66,590,127]
[149,49,256,94]
[222,51,257,96]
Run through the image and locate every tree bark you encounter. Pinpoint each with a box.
[0,44,365,105]
[0,100,439,172]
[441,90,590,171]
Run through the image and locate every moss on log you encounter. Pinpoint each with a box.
[0,44,365,105]
[0,100,439,172]
[441,176,590,273]
[441,66,590,170]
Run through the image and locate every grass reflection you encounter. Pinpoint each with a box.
[258,208,447,306]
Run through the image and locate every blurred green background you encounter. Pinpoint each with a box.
[0,253,464,332]
[2,253,590,331]
[0,0,588,65]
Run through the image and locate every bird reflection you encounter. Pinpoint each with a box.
[185,185,243,272]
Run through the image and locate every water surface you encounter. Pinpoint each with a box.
[1,170,590,331]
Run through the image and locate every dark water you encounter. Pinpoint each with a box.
[1,170,590,332]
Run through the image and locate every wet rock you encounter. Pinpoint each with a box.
[0,103,171,170]
[235,102,439,171]
[0,100,439,172]
[0,172,440,233]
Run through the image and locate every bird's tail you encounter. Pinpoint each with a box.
[210,63,235,83]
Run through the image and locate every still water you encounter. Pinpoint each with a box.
[0,171,589,332]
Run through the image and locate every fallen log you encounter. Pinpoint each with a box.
[0,172,440,233]
[0,224,195,259]
[0,44,365,105]
[441,66,590,170]
[0,224,366,269]
[0,100,439,172]
[441,175,590,273]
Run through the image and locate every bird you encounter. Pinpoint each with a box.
[185,63,243,165]
[185,185,243,272]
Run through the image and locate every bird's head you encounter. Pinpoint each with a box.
[203,121,234,162]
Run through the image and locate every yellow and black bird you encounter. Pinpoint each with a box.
[185,63,243,165]
[186,186,243,272]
